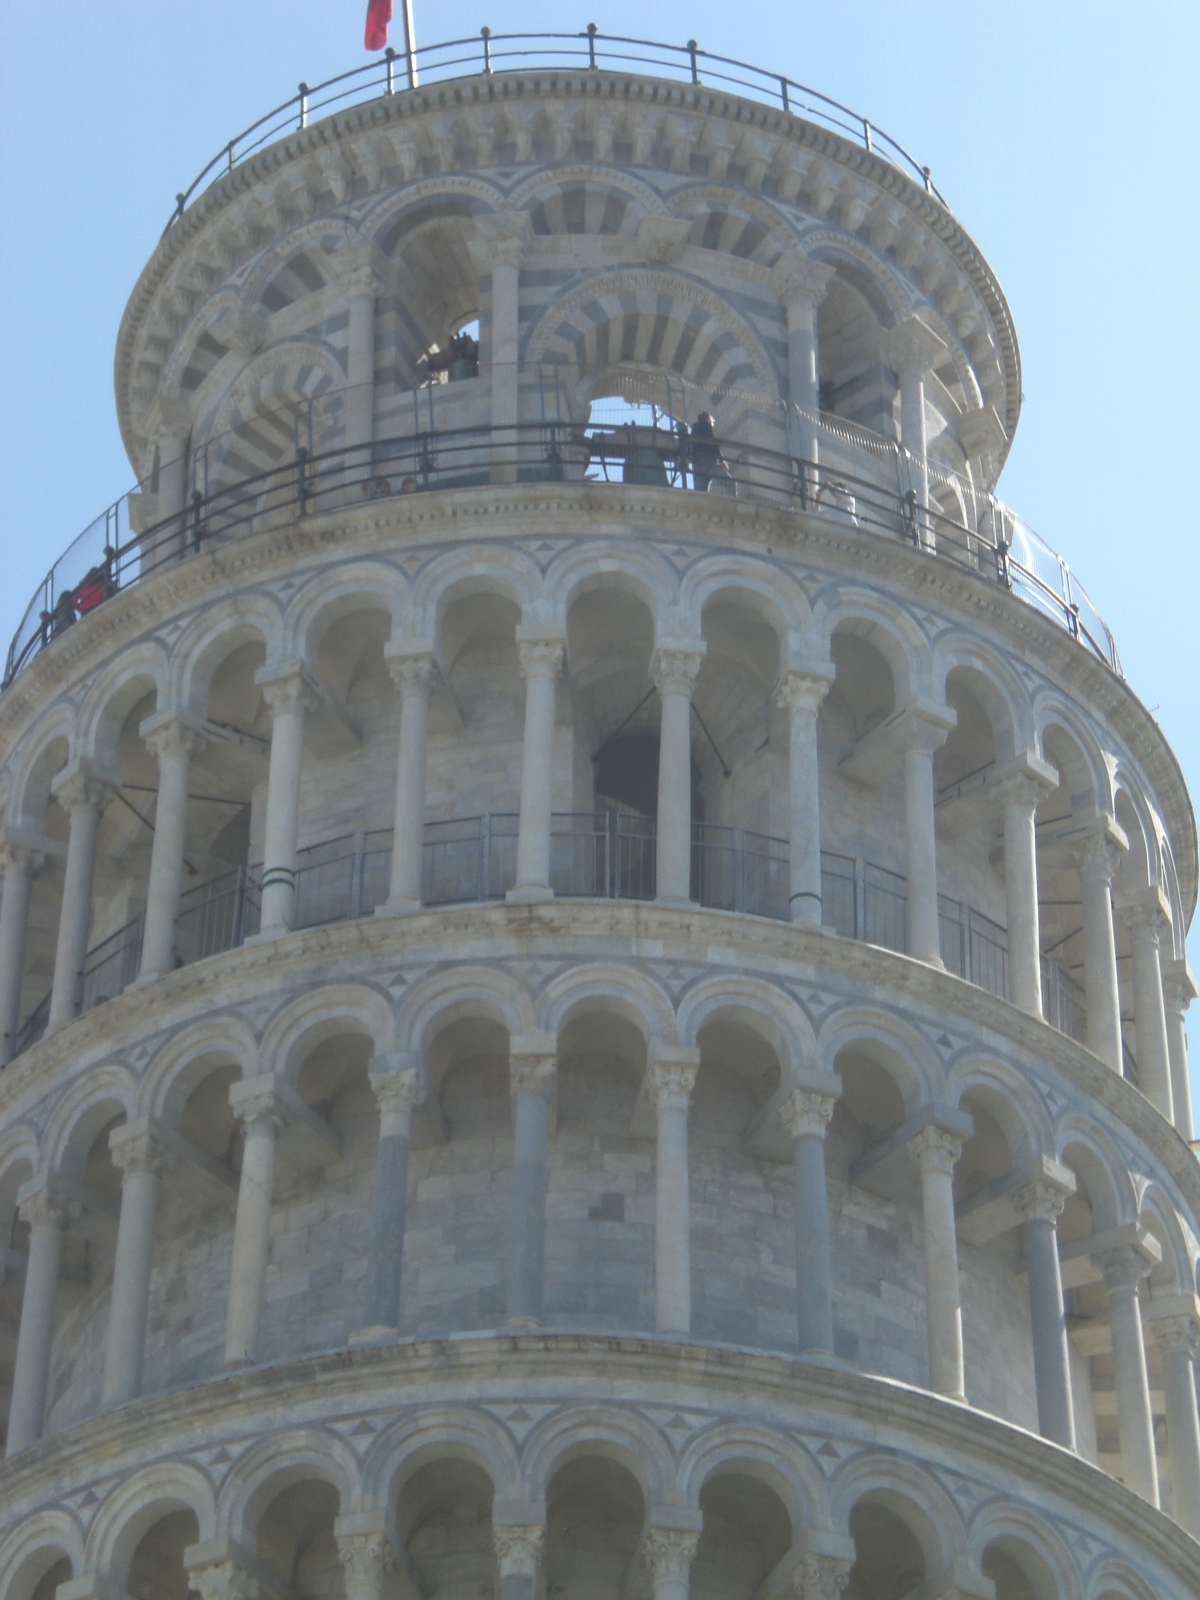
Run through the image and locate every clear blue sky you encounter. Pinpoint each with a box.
[1,2,1197,1096]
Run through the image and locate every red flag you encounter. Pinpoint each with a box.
[365,0,392,50]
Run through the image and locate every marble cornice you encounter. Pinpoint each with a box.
[1,1332,1195,1575]
[2,482,1192,915]
[2,899,1196,1225]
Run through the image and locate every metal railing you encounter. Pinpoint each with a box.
[3,402,1121,690]
[162,28,948,234]
[7,820,1090,1060]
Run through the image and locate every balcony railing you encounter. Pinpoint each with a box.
[9,817,1087,1061]
[3,405,1121,690]
[161,29,949,235]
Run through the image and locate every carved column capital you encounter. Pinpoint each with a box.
[256,663,321,719]
[1071,822,1126,883]
[886,315,948,376]
[385,642,438,696]
[141,711,208,766]
[1013,1175,1074,1225]
[17,1183,72,1233]
[643,1527,700,1585]
[109,1118,174,1181]
[1150,1313,1200,1361]
[792,1551,853,1600]
[651,642,705,698]
[516,625,566,682]
[1098,1243,1154,1294]
[909,1123,965,1179]
[51,761,118,818]
[336,1530,393,1590]
[510,1033,557,1100]
[369,1064,425,1120]
[652,1049,699,1113]
[186,1560,259,1600]
[0,838,46,877]
[781,1086,838,1140]
[771,251,836,309]
[333,241,389,300]
[492,1524,545,1577]
[775,670,834,718]
[228,1074,287,1137]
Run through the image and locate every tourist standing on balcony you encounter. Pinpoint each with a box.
[689,412,720,492]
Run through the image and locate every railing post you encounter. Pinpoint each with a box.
[385,46,396,94]
[227,141,236,173]
[298,82,309,130]
[687,39,700,84]
[586,21,597,69]
[482,26,492,73]
[779,77,789,112]
[863,118,873,153]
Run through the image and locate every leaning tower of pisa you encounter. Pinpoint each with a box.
[0,30,1197,1600]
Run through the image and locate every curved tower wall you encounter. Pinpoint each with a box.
[0,61,1197,1600]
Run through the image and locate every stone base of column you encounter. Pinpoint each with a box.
[219,1355,254,1373]
[505,1314,544,1330]
[374,895,423,917]
[243,926,289,946]
[349,1323,399,1346]
[129,966,169,989]
[506,884,554,904]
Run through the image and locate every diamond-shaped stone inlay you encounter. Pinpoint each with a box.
[351,1419,376,1436]
[78,1489,100,1507]
[209,1447,233,1465]
[816,1441,840,1459]
[936,1032,954,1050]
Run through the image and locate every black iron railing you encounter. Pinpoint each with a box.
[162,28,948,235]
[3,409,1121,689]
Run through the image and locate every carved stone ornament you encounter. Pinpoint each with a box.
[510,1052,557,1099]
[1149,1313,1200,1361]
[387,651,437,697]
[109,1123,173,1181]
[492,1524,545,1577]
[775,671,833,719]
[653,1056,699,1113]
[337,1530,393,1590]
[910,1123,965,1178]
[187,1561,260,1600]
[793,1552,853,1600]
[642,1528,700,1584]
[142,716,208,767]
[780,1087,838,1140]
[516,634,566,681]
[1013,1177,1070,1226]
[651,645,705,698]
[259,670,321,720]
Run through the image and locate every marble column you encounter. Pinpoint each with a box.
[184,1542,262,1600]
[996,772,1046,1017]
[776,671,833,924]
[138,713,206,980]
[223,1076,286,1367]
[48,762,116,1031]
[335,1516,393,1600]
[781,1079,840,1353]
[337,243,387,466]
[360,1057,425,1336]
[505,1034,556,1324]
[771,253,834,499]
[474,212,533,484]
[643,1528,700,1600]
[1100,1245,1159,1505]
[887,318,947,545]
[911,1123,966,1399]
[1119,889,1175,1121]
[1146,1302,1200,1539]
[492,1524,544,1600]
[1015,1177,1076,1449]
[144,394,192,566]
[256,665,319,935]
[380,642,436,914]
[0,839,44,1063]
[5,1185,70,1455]
[1073,828,1125,1074]
[509,627,566,903]
[652,642,705,905]
[652,1046,699,1334]
[101,1121,172,1405]
[1163,961,1196,1141]
[901,710,952,966]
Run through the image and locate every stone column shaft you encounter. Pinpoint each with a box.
[1101,1248,1159,1505]
[5,1187,69,1455]
[257,669,318,934]
[913,1125,965,1398]
[653,644,704,905]
[48,765,115,1030]
[0,844,43,1064]
[777,673,832,924]
[652,1049,699,1334]
[904,735,943,965]
[475,215,531,484]
[101,1122,170,1405]
[509,629,565,902]
[383,646,435,912]
[139,716,206,979]
[1074,831,1125,1073]
[887,318,946,546]
[1145,1310,1200,1538]
[506,1039,556,1323]
[1120,895,1174,1120]
[1017,1185,1076,1449]
[999,776,1044,1016]
[772,254,833,490]
[223,1077,284,1367]
[1163,963,1196,1141]
[362,1060,424,1334]
[782,1083,839,1353]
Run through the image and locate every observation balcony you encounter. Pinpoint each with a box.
[4,397,1120,689]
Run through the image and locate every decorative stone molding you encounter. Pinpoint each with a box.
[651,642,705,698]
[492,1524,545,1577]
[515,625,566,682]
[509,1032,557,1099]
[910,1122,966,1178]
[781,1085,839,1140]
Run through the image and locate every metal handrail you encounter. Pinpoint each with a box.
[162,27,947,234]
[2,405,1122,690]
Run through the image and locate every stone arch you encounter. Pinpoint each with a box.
[83,1460,216,1581]
[830,1451,965,1572]
[524,267,778,398]
[0,1509,83,1600]
[201,341,345,477]
[170,592,285,716]
[239,218,362,317]
[1083,1553,1160,1600]
[675,1421,827,1531]
[362,177,507,255]
[509,164,665,233]
[676,974,815,1079]
[518,1405,675,1507]
[218,1427,360,1543]
[815,589,932,706]
[945,1055,1051,1167]
[1111,775,1157,892]
[798,230,916,331]
[666,184,801,268]
[6,706,76,827]
[1137,1181,1191,1294]
[139,1014,260,1124]
[396,966,534,1057]
[154,287,241,404]
[544,540,676,630]
[258,983,396,1083]
[679,555,816,669]
[1055,1117,1138,1233]
[75,644,168,766]
[537,963,676,1046]
[410,545,543,644]
[361,1407,523,1511]
[816,1006,940,1109]
[932,634,1032,763]
[1033,699,1111,819]
[283,560,410,667]
[41,1062,138,1176]
[968,1499,1083,1600]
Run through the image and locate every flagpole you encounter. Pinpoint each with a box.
[402,0,418,87]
